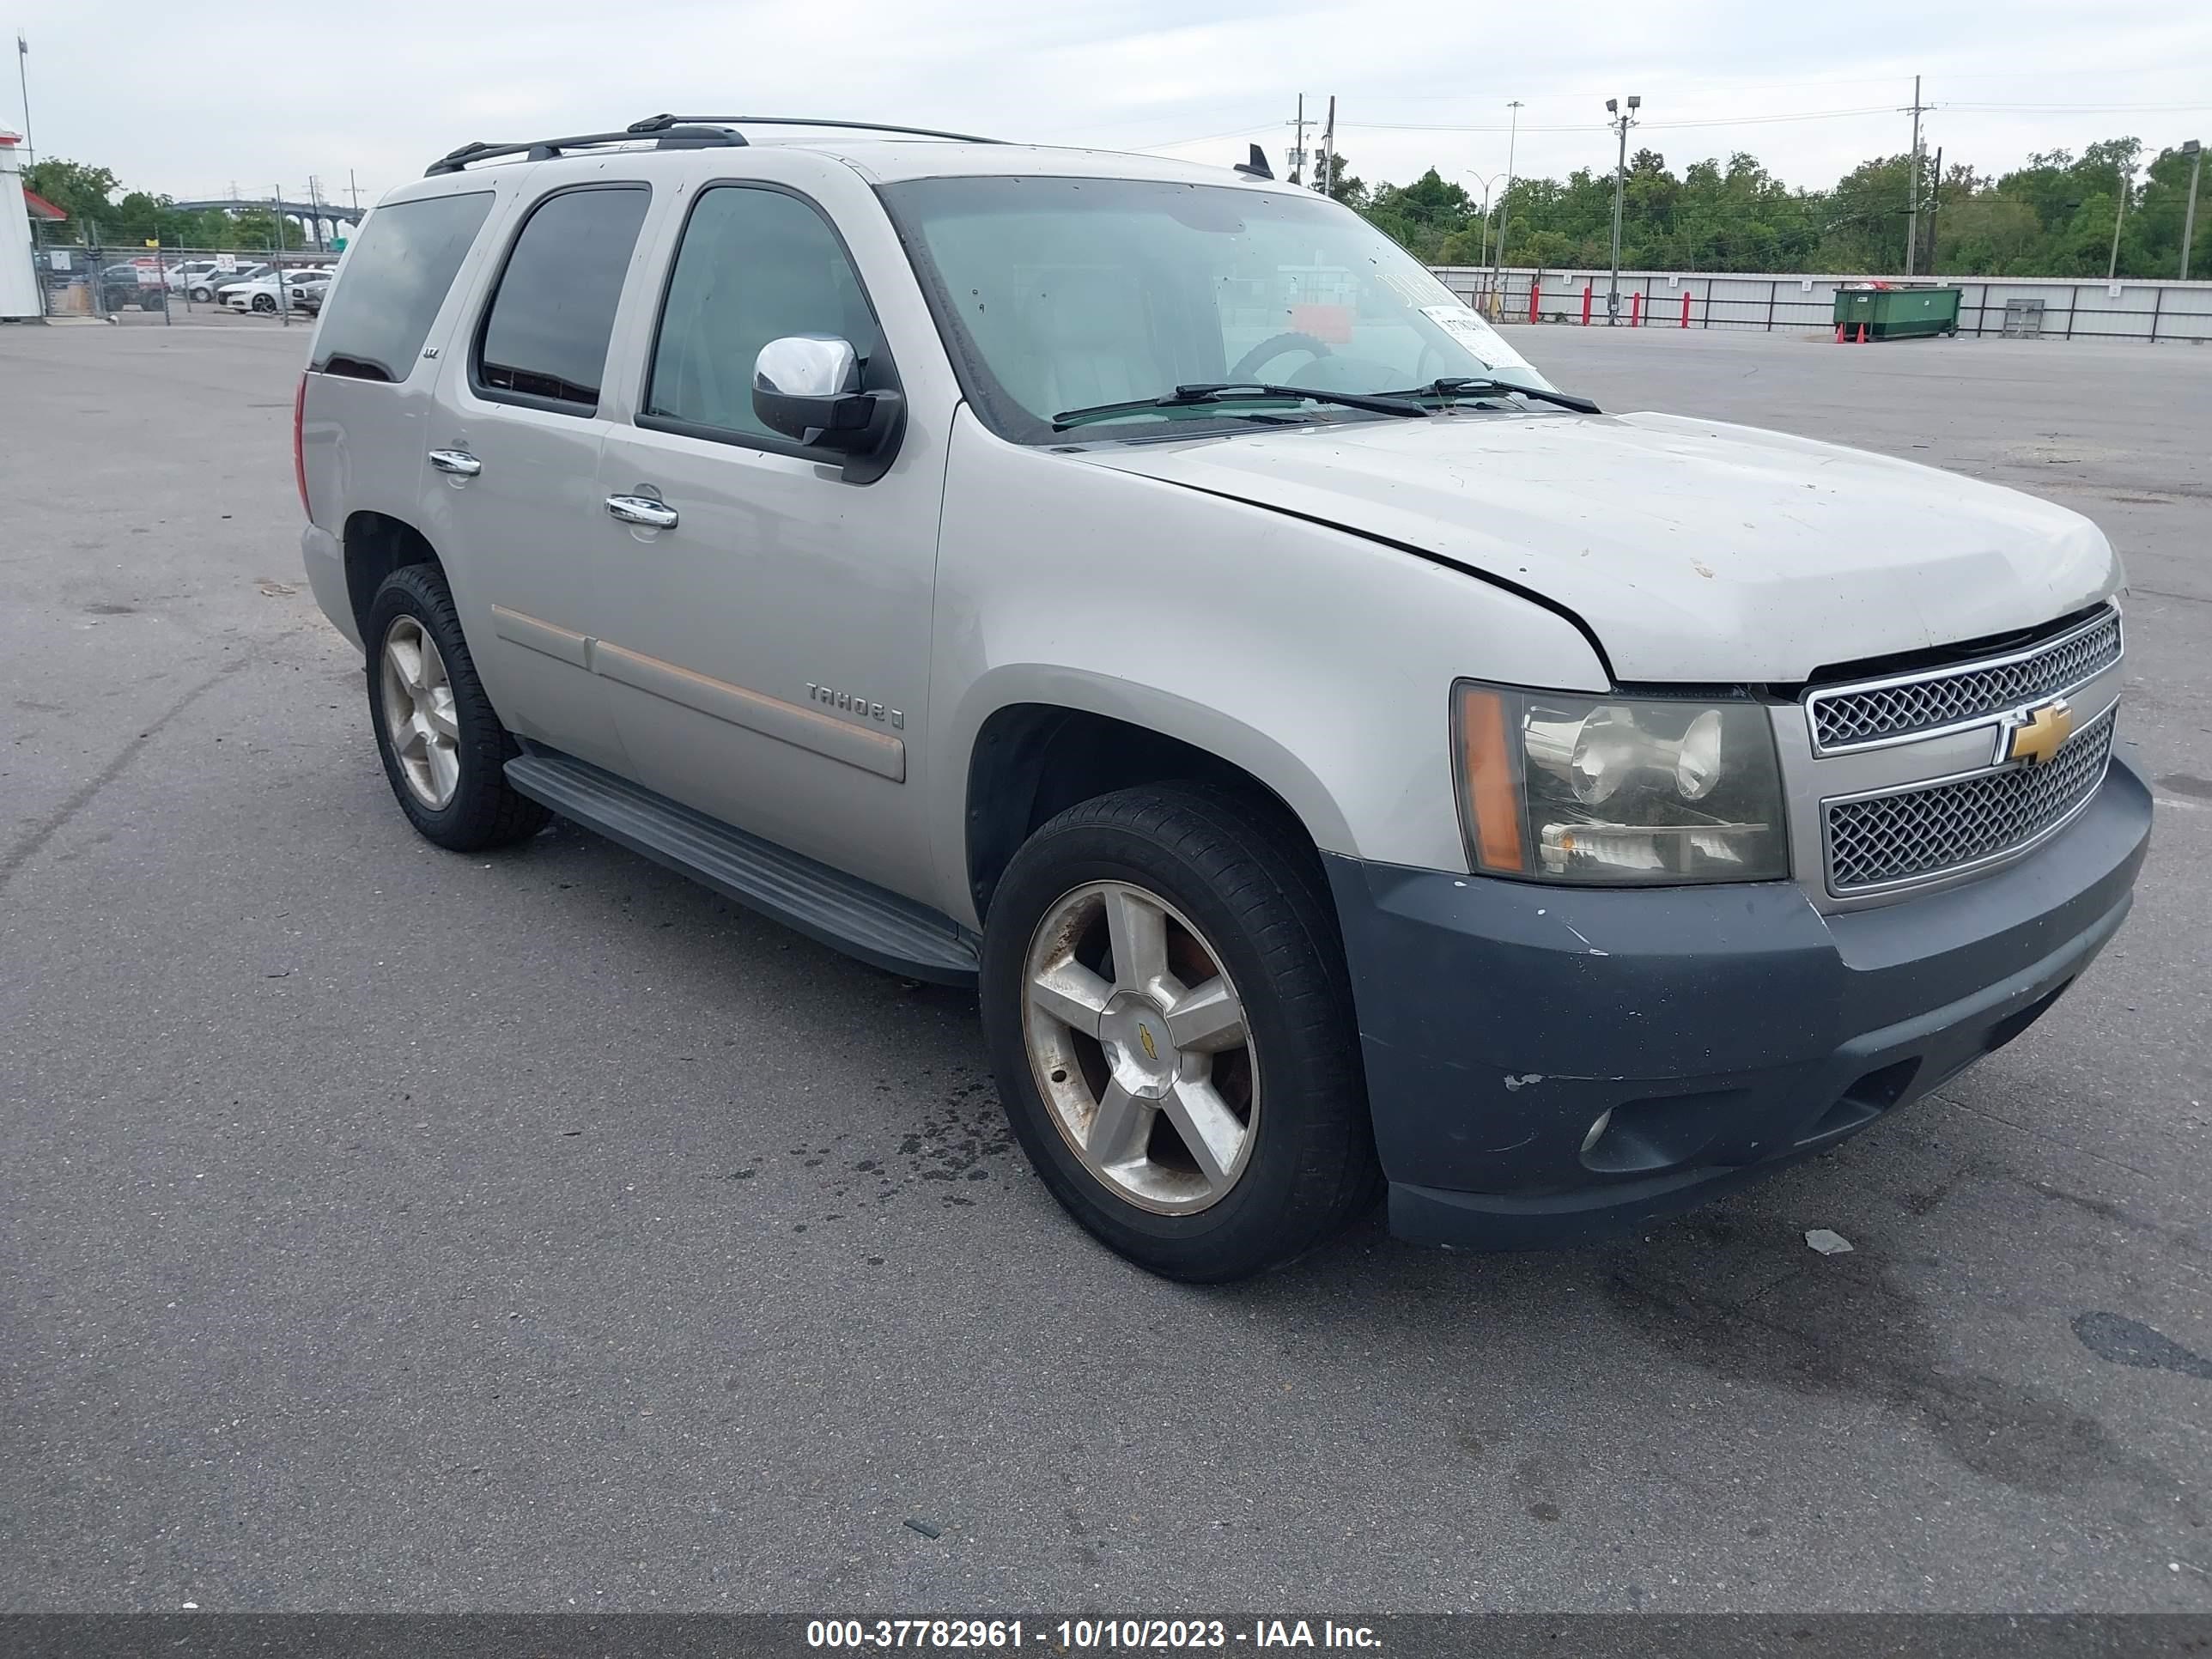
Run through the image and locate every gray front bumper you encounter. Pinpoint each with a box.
[1324,757,2154,1249]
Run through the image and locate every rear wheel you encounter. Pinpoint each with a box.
[981,785,1380,1281]
[363,562,549,852]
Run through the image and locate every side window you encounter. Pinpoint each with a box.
[475,185,652,412]
[310,191,493,382]
[644,185,885,443]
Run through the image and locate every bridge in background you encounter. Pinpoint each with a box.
[172,197,366,244]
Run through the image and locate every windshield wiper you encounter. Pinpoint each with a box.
[1052,382,1429,431]
[1375,377,1602,416]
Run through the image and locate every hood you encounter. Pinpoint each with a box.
[1075,410,2119,683]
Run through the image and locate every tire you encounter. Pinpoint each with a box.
[362,562,550,852]
[981,784,1381,1281]
[191,287,212,303]
[252,293,275,313]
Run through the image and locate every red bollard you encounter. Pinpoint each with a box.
[1582,285,1592,326]
[1528,279,1540,325]
[1630,292,1642,328]
[1681,291,1692,328]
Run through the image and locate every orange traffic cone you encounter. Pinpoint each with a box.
[1835,323,1846,343]
[1856,323,1869,344]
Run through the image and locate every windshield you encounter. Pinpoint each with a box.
[882,174,1555,443]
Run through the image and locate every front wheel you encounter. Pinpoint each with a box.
[252,293,275,313]
[363,562,549,852]
[981,785,1380,1281]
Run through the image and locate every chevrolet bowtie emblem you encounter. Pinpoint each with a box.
[1138,1024,1158,1061]
[2001,697,2075,767]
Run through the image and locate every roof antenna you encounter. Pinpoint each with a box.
[1232,143,1273,180]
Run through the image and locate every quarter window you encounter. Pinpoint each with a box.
[476,185,651,411]
[645,186,885,443]
[310,191,492,383]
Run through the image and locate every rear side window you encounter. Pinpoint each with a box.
[310,191,493,382]
[643,185,885,444]
[476,185,652,412]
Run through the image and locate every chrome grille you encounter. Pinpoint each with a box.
[1824,706,2116,893]
[1808,608,2121,752]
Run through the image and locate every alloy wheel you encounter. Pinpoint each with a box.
[1020,879,1260,1213]
[379,616,461,810]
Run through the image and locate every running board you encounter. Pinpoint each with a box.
[505,750,981,987]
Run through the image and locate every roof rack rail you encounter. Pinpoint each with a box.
[424,125,745,177]
[626,113,1006,144]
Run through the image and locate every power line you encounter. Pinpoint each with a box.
[1133,95,2212,159]
[1335,105,1900,134]
[1944,100,2212,112]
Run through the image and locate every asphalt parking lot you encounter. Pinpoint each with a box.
[3,319,2207,1614]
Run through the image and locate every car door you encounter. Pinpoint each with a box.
[588,176,943,902]
[417,179,656,778]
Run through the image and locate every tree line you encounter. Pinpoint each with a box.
[1319,137,2206,279]
[22,137,2211,279]
[21,158,326,251]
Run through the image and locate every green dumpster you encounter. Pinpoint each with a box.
[1832,284,1962,340]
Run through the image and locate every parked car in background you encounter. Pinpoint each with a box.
[219,268,298,312]
[168,259,227,297]
[186,262,265,303]
[97,262,166,312]
[289,270,334,313]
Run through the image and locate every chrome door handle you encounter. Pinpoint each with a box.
[605,494,679,530]
[428,449,481,477]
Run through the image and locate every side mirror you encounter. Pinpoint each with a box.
[752,335,903,480]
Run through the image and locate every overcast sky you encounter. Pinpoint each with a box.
[9,0,2209,210]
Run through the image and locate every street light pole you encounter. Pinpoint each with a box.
[1606,95,1639,325]
[14,33,31,168]
[1490,100,1522,313]
[2182,140,2203,282]
[1320,95,1334,198]
[2106,156,2132,281]
[1461,171,1504,270]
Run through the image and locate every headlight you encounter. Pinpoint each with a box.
[1452,683,1789,884]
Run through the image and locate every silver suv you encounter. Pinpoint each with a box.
[296,116,2150,1280]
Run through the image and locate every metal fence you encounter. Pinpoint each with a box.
[1432,265,2212,345]
[24,228,336,325]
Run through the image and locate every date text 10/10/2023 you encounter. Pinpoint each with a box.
[805,1620,1383,1650]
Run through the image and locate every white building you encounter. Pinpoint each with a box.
[1,131,44,320]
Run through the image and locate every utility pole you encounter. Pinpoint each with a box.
[1606,95,1639,325]
[1491,99,1522,313]
[273,185,290,325]
[1290,94,1306,186]
[348,168,361,213]
[1320,95,1335,198]
[307,174,325,252]
[14,33,31,168]
[2182,140,2203,281]
[2106,154,2132,281]
[1902,75,1929,276]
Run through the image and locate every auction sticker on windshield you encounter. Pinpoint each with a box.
[1420,302,1538,375]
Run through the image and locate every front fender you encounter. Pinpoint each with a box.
[923,410,1609,926]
